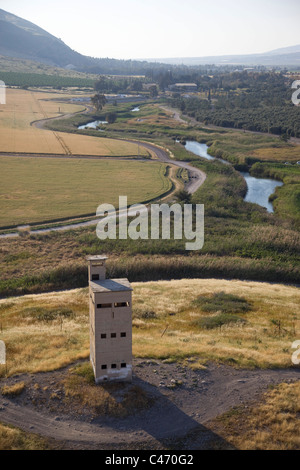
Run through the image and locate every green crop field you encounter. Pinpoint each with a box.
[0,156,171,228]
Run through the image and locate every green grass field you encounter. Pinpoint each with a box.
[0,156,171,227]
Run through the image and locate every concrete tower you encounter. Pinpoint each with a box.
[87,256,133,383]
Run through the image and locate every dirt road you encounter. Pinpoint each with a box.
[0,360,299,449]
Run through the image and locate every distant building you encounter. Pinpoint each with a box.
[169,83,198,92]
[143,83,158,90]
[87,256,133,383]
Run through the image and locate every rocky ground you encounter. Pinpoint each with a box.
[0,359,299,450]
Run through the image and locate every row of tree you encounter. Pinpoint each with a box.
[169,72,300,138]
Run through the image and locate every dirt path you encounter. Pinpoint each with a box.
[0,360,299,449]
[160,106,188,125]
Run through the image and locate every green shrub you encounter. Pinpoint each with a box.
[133,308,157,319]
[22,307,73,322]
[195,313,246,329]
[192,291,252,314]
[71,362,95,384]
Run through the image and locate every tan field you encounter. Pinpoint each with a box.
[0,278,299,376]
[0,89,147,156]
[250,145,300,163]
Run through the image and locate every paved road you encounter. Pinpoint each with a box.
[122,139,206,195]
[0,114,206,238]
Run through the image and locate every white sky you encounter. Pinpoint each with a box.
[0,0,299,60]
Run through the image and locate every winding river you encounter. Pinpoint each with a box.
[78,120,107,130]
[184,141,283,213]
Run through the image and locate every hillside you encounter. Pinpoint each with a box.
[0,8,94,70]
[1,8,300,74]
[0,8,153,75]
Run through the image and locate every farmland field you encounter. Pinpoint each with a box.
[0,156,171,227]
[0,89,147,156]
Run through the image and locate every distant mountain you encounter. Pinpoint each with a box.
[0,8,299,73]
[267,45,300,55]
[146,45,300,67]
[0,8,95,69]
[0,8,153,75]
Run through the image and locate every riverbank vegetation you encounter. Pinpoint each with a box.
[250,163,300,228]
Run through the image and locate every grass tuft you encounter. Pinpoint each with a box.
[1,382,26,397]
[63,363,153,418]
[194,313,246,330]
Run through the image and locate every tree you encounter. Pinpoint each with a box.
[94,76,108,93]
[149,85,158,98]
[105,112,117,124]
[176,189,191,204]
[91,93,106,112]
[131,79,143,92]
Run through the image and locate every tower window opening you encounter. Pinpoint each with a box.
[97,303,112,309]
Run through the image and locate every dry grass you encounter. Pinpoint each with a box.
[132,279,300,368]
[0,288,90,376]
[0,422,55,450]
[210,381,300,450]
[127,104,188,128]
[0,89,147,156]
[63,362,152,417]
[250,145,300,163]
[1,382,25,397]
[0,279,299,376]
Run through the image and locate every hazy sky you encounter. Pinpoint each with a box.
[0,0,299,60]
